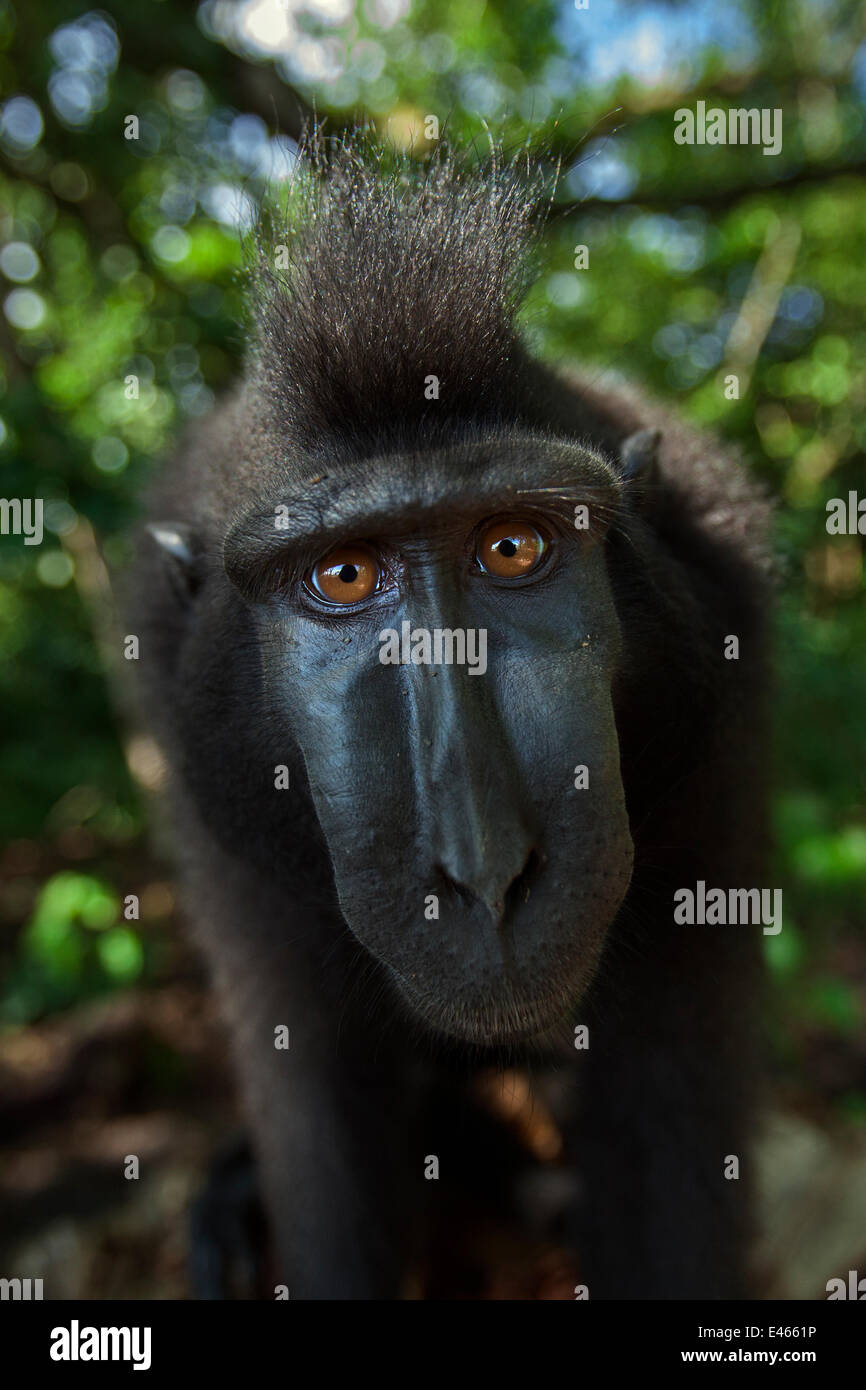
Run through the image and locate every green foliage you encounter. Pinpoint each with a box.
[1,870,144,1024]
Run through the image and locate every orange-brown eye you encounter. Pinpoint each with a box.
[476,517,547,579]
[309,542,380,605]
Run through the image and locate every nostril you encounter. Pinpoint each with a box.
[503,848,544,919]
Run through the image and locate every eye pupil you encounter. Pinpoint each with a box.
[498,538,517,558]
[339,564,358,583]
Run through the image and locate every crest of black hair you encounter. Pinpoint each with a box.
[237,133,771,582]
[247,134,551,457]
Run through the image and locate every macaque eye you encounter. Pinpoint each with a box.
[308,542,381,605]
[476,517,548,579]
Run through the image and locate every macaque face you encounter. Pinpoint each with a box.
[224,437,635,1043]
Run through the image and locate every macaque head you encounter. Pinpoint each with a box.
[143,145,642,1045]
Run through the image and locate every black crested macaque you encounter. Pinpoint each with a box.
[131,141,771,1300]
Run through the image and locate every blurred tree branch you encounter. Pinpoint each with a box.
[552,159,866,218]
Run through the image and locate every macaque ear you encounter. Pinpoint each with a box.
[146,522,201,599]
[620,428,661,501]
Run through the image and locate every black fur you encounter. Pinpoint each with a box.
[129,139,771,1299]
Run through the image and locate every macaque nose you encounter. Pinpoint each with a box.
[407,651,539,923]
[437,845,542,924]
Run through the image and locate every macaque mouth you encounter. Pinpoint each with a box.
[396,959,586,1047]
